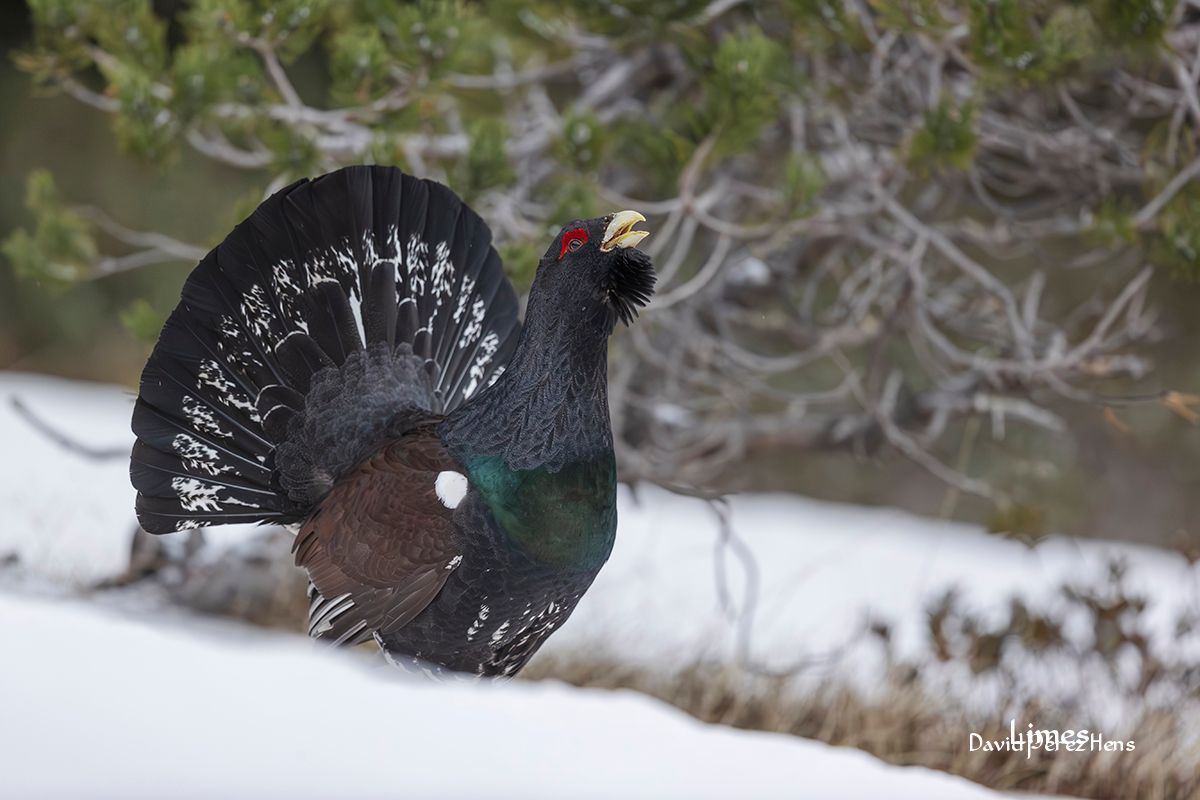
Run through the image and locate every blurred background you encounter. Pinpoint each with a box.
[3,1,1200,545]
[2,1,1200,798]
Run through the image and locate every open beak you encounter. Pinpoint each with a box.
[601,210,649,252]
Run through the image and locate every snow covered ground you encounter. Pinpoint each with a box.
[550,486,1198,664]
[1,370,1196,795]
[541,485,1200,728]
[0,372,260,584]
[1,590,1005,799]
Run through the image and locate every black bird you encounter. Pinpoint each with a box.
[130,166,654,676]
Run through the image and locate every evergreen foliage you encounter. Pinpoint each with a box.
[5,0,1200,520]
[8,0,1194,283]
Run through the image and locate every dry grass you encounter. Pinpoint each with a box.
[520,556,1200,798]
[108,531,1199,798]
[521,656,1199,799]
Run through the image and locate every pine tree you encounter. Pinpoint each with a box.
[7,0,1200,530]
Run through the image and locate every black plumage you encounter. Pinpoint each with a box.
[130,166,653,676]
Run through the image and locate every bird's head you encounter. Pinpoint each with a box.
[531,210,656,330]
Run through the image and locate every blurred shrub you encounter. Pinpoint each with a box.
[2,170,96,286]
[4,0,1200,525]
[7,0,1194,283]
[907,97,977,175]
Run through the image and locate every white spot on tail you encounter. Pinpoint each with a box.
[431,240,455,302]
[435,471,468,509]
[241,284,273,339]
[198,359,260,421]
[181,396,230,439]
[171,434,230,476]
[170,478,222,512]
[170,477,259,513]
[461,330,501,400]
[406,234,429,296]
[453,276,476,323]
[457,297,486,349]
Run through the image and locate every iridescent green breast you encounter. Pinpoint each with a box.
[464,452,617,570]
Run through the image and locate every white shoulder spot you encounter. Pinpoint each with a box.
[435,470,469,509]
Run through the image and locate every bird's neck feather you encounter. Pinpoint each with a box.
[441,287,614,470]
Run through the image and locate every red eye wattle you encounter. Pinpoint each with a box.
[559,228,589,260]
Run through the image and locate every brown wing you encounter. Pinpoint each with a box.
[294,424,464,646]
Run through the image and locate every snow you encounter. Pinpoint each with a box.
[2,370,1197,787]
[0,372,257,583]
[0,373,138,583]
[546,487,1197,669]
[0,590,1002,800]
[535,487,1200,732]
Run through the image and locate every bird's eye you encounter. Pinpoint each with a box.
[558,227,589,259]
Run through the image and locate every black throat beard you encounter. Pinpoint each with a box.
[607,247,656,326]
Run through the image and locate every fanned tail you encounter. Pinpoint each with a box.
[131,166,521,534]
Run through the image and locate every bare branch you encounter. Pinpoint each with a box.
[9,396,127,461]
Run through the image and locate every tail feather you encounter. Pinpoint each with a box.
[299,281,364,366]
[130,441,282,505]
[439,248,520,405]
[131,166,521,533]
[363,261,399,347]
[274,331,334,393]
[136,353,272,456]
[176,255,288,389]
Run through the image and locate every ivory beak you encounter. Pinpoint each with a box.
[600,210,649,252]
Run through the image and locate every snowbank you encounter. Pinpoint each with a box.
[0,591,1002,799]
[2,370,1196,731]
[0,373,138,583]
[0,372,256,583]
[544,485,1197,671]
